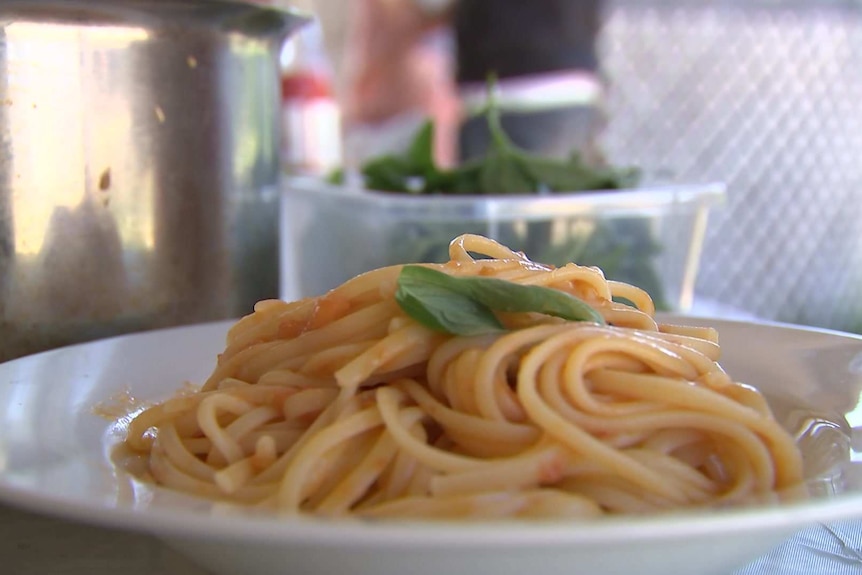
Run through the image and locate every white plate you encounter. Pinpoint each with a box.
[1,316,862,575]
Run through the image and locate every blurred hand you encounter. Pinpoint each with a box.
[341,0,459,164]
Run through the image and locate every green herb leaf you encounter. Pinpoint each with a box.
[395,266,505,335]
[395,265,605,335]
[407,120,436,174]
[361,155,413,193]
[520,155,600,191]
[352,78,638,196]
[485,100,514,154]
[430,159,484,194]
[478,152,535,194]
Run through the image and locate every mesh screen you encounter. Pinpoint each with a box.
[599,1,862,331]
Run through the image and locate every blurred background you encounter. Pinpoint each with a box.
[278,0,862,334]
[3,0,862,362]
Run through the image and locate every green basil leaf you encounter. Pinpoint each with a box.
[483,81,516,156]
[456,272,605,325]
[396,266,605,336]
[478,153,535,195]
[407,120,436,174]
[361,155,413,192]
[520,155,601,192]
[435,160,484,194]
[396,267,504,335]
[351,77,640,196]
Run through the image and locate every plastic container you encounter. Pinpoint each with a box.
[280,178,724,311]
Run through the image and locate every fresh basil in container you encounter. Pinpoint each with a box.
[280,103,723,311]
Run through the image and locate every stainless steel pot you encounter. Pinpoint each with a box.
[0,0,308,361]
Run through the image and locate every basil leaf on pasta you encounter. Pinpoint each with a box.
[395,266,505,335]
[396,266,604,335]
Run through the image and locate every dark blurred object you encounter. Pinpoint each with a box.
[454,0,599,82]
[0,0,308,362]
[454,0,605,162]
[337,0,460,167]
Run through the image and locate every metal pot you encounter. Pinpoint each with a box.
[0,0,308,362]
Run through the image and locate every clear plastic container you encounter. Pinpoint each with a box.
[280,178,724,311]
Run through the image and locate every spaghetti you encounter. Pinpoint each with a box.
[125,234,804,518]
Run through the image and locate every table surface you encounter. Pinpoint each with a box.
[3,501,862,575]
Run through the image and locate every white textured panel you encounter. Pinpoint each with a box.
[600,1,862,331]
